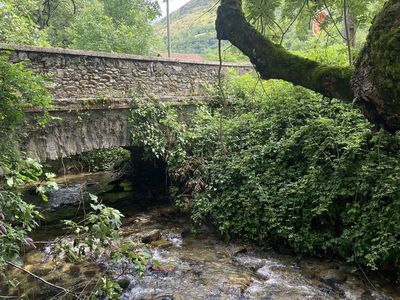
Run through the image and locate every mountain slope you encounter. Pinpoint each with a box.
[154,0,218,54]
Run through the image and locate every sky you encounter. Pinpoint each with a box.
[157,0,191,17]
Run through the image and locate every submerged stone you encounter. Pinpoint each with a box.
[140,229,161,244]
[226,244,247,257]
[150,239,173,249]
[319,269,348,284]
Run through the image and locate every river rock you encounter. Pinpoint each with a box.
[150,239,173,249]
[120,227,140,237]
[140,229,161,243]
[117,278,131,289]
[226,244,247,257]
[234,255,265,271]
[343,286,367,299]
[319,269,348,284]
[29,261,53,277]
[150,262,175,274]
[25,251,43,264]
[67,264,81,276]
[228,275,253,291]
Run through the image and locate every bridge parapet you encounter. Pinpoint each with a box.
[0,44,252,106]
[0,44,252,161]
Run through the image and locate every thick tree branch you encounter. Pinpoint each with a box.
[216,0,354,102]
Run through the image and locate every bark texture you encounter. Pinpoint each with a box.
[216,0,400,132]
[352,0,400,132]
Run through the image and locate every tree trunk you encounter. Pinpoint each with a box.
[216,0,400,132]
[343,9,357,48]
[352,0,400,132]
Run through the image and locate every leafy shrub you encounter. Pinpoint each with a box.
[0,54,52,131]
[0,159,57,272]
[130,75,400,275]
[55,194,123,261]
[0,55,54,275]
[199,80,400,273]
[0,0,48,46]
[54,194,152,298]
[83,147,131,171]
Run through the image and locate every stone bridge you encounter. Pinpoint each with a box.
[0,44,252,162]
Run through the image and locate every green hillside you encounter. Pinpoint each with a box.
[155,0,218,54]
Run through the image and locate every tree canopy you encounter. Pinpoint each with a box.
[0,0,161,55]
[0,0,48,46]
[69,0,160,54]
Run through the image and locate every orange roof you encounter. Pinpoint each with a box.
[159,53,204,61]
[312,9,329,36]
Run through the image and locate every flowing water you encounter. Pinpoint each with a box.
[2,173,399,299]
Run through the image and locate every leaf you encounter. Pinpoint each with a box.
[89,193,98,203]
[6,177,14,187]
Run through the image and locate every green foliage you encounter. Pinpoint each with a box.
[0,191,39,269]
[154,0,386,57]
[129,101,171,160]
[0,55,54,276]
[90,277,123,300]
[54,194,152,298]
[198,79,400,273]
[291,38,350,66]
[203,44,250,63]
[129,99,206,208]
[0,159,57,272]
[55,194,123,261]
[36,0,89,48]
[69,0,160,54]
[130,71,400,275]
[0,54,52,132]
[244,0,387,48]
[0,0,161,55]
[83,147,131,171]
[5,158,58,201]
[112,241,152,278]
[0,0,48,46]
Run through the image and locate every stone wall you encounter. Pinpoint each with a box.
[1,44,252,106]
[24,110,130,161]
[0,44,252,161]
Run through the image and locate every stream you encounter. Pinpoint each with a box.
[2,172,400,299]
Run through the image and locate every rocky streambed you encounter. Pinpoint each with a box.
[117,206,400,300]
[2,173,400,299]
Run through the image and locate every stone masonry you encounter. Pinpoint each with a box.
[1,44,252,106]
[0,44,252,161]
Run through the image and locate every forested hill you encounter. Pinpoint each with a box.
[154,0,218,54]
